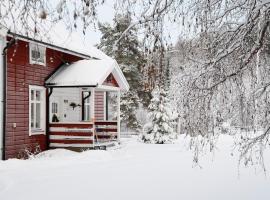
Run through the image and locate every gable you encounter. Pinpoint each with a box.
[103,73,119,87]
[45,59,129,91]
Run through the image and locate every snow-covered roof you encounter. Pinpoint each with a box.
[45,59,129,91]
[6,31,110,60]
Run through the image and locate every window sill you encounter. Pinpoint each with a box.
[30,61,46,66]
[30,129,46,136]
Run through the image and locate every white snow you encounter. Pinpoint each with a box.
[45,59,129,91]
[0,135,270,200]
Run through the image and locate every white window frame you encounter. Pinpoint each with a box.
[82,91,92,121]
[29,85,46,136]
[29,43,46,66]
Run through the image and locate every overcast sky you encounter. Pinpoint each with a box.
[2,0,180,50]
[49,1,180,48]
[49,1,115,47]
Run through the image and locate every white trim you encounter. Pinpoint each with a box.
[29,43,46,66]
[49,127,94,132]
[112,60,130,91]
[91,88,95,121]
[95,126,117,129]
[96,85,120,92]
[50,143,93,148]
[0,33,6,160]
[29,85,46,136]
[82,91,92,121]
[117,90,121,141]
[91,88,96,147]
[49,135,93,140]
[9,34,91,60]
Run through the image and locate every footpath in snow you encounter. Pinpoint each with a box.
[0,135,270,200]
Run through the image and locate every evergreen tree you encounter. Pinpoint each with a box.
[140,87,176,144]
[98,13,147,130]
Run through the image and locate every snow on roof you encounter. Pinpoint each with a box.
[1,26,129,90]
[45,59,129,91]
[8,31,111,60]
[0,24,110,60]
[46,32,111,60]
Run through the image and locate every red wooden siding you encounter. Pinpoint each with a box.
[5,38,82,159]
[94,91,104,121]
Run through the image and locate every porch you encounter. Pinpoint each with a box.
[49,121,118,149]
[45,59,129,149]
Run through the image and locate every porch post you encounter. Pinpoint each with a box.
[91,88,95,147]
[46,88,53,149]
[91,88,95,120]
[117,90,121,142]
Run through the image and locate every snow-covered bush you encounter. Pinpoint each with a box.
[140,87,176,144]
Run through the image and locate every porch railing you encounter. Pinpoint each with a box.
[94,121,118,145]
[48,121,118,148]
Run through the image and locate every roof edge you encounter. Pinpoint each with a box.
[112,60,130,91]
[7,31,100,60]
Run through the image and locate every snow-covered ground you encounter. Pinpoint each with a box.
[0,135,270,200]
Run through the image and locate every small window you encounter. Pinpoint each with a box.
[29,85,46,135]
[82,91,91,121]
[51,102,58,114]
[29,43,46,66]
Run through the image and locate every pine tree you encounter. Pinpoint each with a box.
[140,87,176,144]
[98,13,148,130]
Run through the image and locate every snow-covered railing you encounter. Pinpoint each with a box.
[49,122,94,148]
[48,121,118,149]
[94,121,118,144]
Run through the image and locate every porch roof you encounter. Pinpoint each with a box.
[45,59,129,91]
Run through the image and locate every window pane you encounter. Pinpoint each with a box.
[31,90,34,101]
[31,45,45,64]
[36,90,41,101]
[84,105,90,121]
[32,50,41,60]
[31,103,34,128]
[87,105,90,121]
[36,103,41,128]
[52,102,58,114]
[84,106,87,121]
[39,52,45,63]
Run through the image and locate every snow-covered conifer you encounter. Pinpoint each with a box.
[141,87,176,144]
[98,13,148,130]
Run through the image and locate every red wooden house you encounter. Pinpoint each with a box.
[0,28,129,160]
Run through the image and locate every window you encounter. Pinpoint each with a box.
[29,85,46,135]
[107,92,117,121]
[51,102,58,114]
[29,43,46,66]
[82,91,91,121]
